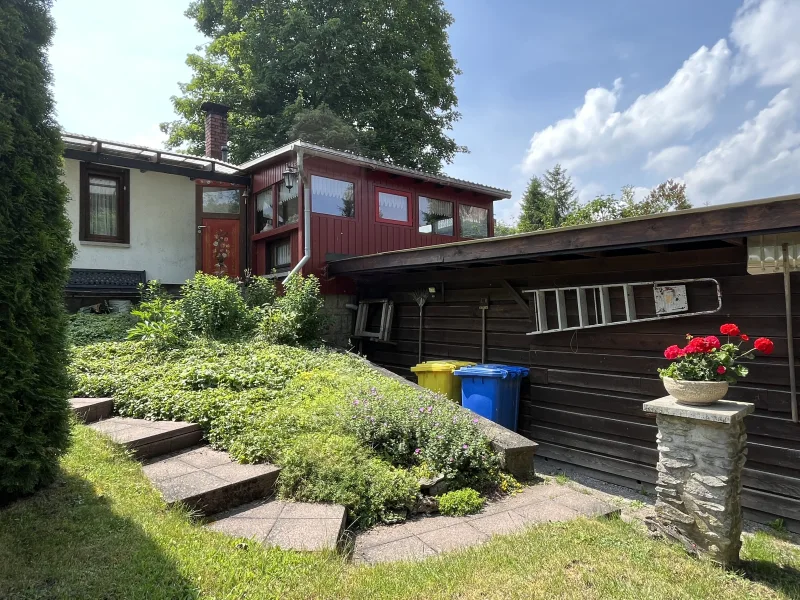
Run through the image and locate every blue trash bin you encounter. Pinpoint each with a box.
[453,364,529,431]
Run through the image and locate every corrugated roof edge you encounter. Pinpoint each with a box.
[236,140,512,199]
[61,132,244,174]
[328,191,800,265]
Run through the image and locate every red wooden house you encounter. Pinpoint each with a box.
[236,142,511,294]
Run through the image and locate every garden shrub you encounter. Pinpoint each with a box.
[67,313,137,346]
[179,273,255,339]
[0,1,74,501]
[438,488,485,516]
[128,284,184,350]
[242,274,277,308]
[269,274,328,346]
[69,340,503,525]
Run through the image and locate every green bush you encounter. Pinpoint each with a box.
[179,273,255,339]
[243,274,277,308]
[127,283,184,350]
[278,433,418,527]
[69,340,501,525]
[272,274,328,346]
[67,313,137,346]
[438,488,485,516]
[0,1,74,501]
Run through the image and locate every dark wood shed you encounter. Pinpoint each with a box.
[328,194,800,530]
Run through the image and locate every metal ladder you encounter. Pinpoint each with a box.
[522,278,722,336]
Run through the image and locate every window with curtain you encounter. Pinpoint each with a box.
[376,188,411,224]
[459,205,489,238]
[311,175,355,218]
[256,187,273,232]
[202,187,240,214]
[79,163,129,243]
[271,239,291,269]
[277,181,299,226]
[418,197,454,235]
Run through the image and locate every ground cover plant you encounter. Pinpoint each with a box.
[2,426,799,600]
[69,273,500,526]
[67,312,137,346]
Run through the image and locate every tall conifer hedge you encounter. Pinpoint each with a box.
[0,0,74,501]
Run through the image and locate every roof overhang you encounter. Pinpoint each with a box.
[237,141,511,199]
[328,193,800,276]
[62,133,250,186]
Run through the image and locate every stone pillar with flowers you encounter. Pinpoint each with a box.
[645,323,774,566]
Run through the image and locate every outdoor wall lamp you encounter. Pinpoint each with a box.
[283,166,298,190]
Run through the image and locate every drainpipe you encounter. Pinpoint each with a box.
[783,243,798,423]
[284,148,310,282]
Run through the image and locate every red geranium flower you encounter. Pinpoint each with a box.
[720,323,740,336]
[705,336,721,350]
[717,365,726,374]
[664,345,683,360]
[754,337,775,355]
[740,334,749,341]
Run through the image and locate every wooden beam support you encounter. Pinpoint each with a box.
[723,237,745,246]
[501,279,532,315]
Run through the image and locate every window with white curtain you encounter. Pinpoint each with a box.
[311,175,355,218]
[271,239,291,269]
[376,188,411,224]
[459,205,489,238]
[80,163,129,243]
[256,187,273,232]
[277,181,299,226]
[418,197,454,235]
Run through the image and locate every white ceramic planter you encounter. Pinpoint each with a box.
[662,377,729,406]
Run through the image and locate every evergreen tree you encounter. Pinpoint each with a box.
[542,164,577,225]
[0,0,74,501]
[162,0,465,172]
[517,176,554,232]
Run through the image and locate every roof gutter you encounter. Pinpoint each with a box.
[284,147,310,282]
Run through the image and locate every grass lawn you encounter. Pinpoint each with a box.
[2,426,800,599]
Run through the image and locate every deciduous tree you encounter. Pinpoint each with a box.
[162,0,465,172]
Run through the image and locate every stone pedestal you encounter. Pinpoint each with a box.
[643,396,754,566]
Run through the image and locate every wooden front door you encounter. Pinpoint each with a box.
[197,184,246,278]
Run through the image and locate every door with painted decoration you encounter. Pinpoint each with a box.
[196,183,246,278]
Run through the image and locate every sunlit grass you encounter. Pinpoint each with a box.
[1,424,798,599]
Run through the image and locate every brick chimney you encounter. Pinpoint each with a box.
[201,101,230,161]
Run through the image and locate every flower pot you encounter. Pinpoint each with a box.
[663,377,729,406]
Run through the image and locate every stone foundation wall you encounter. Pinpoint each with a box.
[654,413,748,565]
[322,294,355,349]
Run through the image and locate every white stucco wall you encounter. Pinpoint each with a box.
[63,159,197,284]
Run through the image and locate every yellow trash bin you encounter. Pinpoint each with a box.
[410,360,476,402]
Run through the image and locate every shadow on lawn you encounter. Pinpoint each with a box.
[0,471,199,600]
[739,559,800,598]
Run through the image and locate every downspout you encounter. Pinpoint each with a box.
[783,243,798,423]
[284,147,310,282]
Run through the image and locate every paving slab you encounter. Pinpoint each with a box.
[89,417,203,459]
[208,499,347,552]
[70,398,113,423]
[352,481,620,564]
[142,446,280,516]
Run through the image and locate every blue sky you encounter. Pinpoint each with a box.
[50,0,800,223]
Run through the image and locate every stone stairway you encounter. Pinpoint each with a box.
[71,397,346,552]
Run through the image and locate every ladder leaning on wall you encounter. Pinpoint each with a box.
[522,278,722,336]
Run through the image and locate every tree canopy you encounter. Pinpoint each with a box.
[517,165,578,232]
[162,0,465,171]
[562,180,692,227]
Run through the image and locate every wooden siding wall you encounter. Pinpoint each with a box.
[358,245,800,530]
[251,155,496,294]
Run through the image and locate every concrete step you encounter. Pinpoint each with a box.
[89,417,203,459]
[70,397,113,423]
[142,446,281,517]
[207,499,347,552]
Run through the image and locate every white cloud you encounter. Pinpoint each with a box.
[731,0,800,86]
[643,145,694,175]
[683,87,800,204]
[521,40,731,175]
